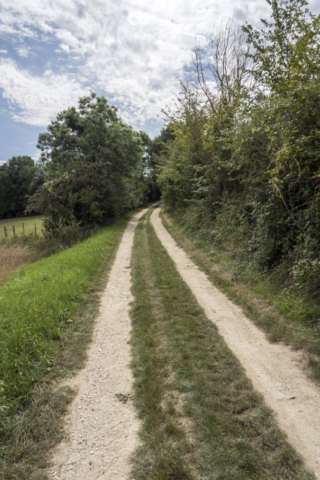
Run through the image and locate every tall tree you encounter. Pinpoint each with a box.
[243,0,320,92]
[28,93,145,231]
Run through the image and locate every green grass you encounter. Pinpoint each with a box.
[0,216,128,479]
[129,207,314,479]
[0,216,44,240]
[161,211,320,380]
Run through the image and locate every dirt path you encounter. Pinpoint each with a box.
[48,209,148,480]
[151,207,320,479]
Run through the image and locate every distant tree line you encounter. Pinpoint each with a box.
[156,0,320,294]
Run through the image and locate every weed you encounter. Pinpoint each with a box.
[115,393,132,404]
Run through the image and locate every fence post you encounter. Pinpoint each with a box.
[41,229,45,237]
[34,223,37,236]
[4,226,7,238]
[13,225,15,237]
[22,223,25,235]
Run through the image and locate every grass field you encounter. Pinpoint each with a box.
[129,208,314,479]
[0,216,128,479]
[0,216,44,240]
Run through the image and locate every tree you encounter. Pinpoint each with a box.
[193,19,254,109]
[141,127,174,202]
[27,93,145,231]
[0,156,43,219]
[243,0,320,93]
[158,0,320,293]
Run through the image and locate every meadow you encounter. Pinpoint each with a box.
[0,216,44,240]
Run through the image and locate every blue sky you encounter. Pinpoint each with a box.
[0,0,319,164]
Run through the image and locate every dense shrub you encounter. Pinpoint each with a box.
[157,0,320,295]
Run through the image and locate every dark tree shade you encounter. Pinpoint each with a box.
[0,156,44,219]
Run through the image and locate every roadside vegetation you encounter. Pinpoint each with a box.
[26,93,159,240]
[0,217,128,479]
[153,0,320,337]
[1,93,159,249]
[129,208,314,479]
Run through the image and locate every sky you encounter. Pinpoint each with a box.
[0,0,319,163]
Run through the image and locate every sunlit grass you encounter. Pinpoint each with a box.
[0,217,127,478]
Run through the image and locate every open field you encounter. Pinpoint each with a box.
[129,208,313,479]
[0,216,44,240]
[0,216,128,479]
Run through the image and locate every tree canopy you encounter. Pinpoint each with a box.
[157,0,320,294]
[27,93,145,232]
[0,156,43,219]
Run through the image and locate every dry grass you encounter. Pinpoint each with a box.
[0,246,30,282]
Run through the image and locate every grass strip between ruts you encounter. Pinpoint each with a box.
[129,207,314,480]
[0,216,128,479]
[161,212,320,380]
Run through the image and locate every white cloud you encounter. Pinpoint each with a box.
[0,0,316,131]
[0,58,89,125]
[16,46,29,57]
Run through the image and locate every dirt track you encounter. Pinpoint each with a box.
[48,209,148,480]
[48,206,320,479]
[151,206,320,479]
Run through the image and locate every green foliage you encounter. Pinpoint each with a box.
[0,156,44,219]
[243,0,320,92]
[27,93,145,232]
[140,127,174,202]
[158,0,320,297]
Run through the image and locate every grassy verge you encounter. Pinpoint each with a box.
[0,216,129,479]
[129,208,314,479]
[161,211,320,380]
